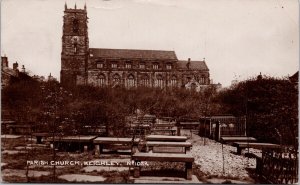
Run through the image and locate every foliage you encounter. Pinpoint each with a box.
[215,76,298,145]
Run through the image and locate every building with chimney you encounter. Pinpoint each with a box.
[61,4,211,90]
[1,56,19,88]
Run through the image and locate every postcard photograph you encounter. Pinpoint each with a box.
[1,0,299,183]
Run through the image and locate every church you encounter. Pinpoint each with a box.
[60,4,210,91]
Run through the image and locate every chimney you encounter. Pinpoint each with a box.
[1,56,8,68]
[13,62,18,70]
[21,65,25,73]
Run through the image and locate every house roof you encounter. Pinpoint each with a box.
[289,71,298,82]
[89,48,177,60]
[178,60,209,70]
[2,68,16,77]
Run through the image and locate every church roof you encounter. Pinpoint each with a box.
[178,60,209,71]
[89,48,177,60]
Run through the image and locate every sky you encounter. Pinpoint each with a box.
[1,0,299,87]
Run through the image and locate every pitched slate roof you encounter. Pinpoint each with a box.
[178,60,209,70]
[89,48,177,60]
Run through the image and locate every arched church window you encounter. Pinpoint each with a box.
[141,74,149,86]
[72,37,78,53]
[73,19,79,33]
[170,75,177,87]
[126,74,135,88]
[153,62,159,70]
[97,74,106,86]
[156,74,163,88]
[113,74,121,83]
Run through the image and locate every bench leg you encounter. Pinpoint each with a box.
[84,145,88,153]
[177,127,181,136]
[133,160,141,178]
[100,145,103,154]
[186,162,193,180]
[36,136,42,144]
[95,145,100,157]
[185,147,191,154]
[237,147,242,155]
[132,145,138,154]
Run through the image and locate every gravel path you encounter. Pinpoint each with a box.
[188,132,260,180]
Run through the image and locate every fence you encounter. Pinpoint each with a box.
[256,148,298,184]
[199,116,246,140]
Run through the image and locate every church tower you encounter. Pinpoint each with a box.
[61,3,89,88]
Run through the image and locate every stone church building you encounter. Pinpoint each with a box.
[61,4,210,91]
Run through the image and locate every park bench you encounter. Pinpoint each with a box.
[51,135,98,152]
[154,123,175,128]
[93,137,140,156]
[146,135,188,142]
[7,124,33,135]
[220,136,257,144]
[132,152,194,180]
[32,133,52,144]
[151,128,177,136]
[145,141,192,153]
[232,142,281,155]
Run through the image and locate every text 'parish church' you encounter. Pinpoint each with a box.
[61,4,210,91]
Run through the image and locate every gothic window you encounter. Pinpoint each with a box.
[153,63,159,70]
[200,75,206,84]
[140,74,149,86]
[166,63,172,70]
[97,74,106,86]
[125,62,132,69]
[73,37,78,53]
[155,74,164,88]
[126,74,135,88]
[96,62,103,68]
[73,19,79,33]
[170,75,177,87]
[113,74,121,84]
[111,63,118,68]
[139,63,145,69]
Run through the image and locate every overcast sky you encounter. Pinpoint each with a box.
[1,0,299,87]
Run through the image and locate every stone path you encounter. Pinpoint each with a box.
[81,166,129,172]
[58,174,106,182]
[131,175,201,183]
[2,169,50,178]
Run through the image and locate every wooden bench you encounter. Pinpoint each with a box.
[154,123,175,128]
[93,137,140,156]
[146,141,192,153]
[220,136,257,144]
[132,152,194,180]
[232,142,281,155]
[151,128,177,136]
[146,135,187,142]
[51,135,98,152]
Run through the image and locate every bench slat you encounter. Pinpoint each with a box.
[233,142,281,149]
[221,137,257,143]
[146,141,192,147]
[93,137,140,144]
[146,135,187,142]
[132,152,194,162]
